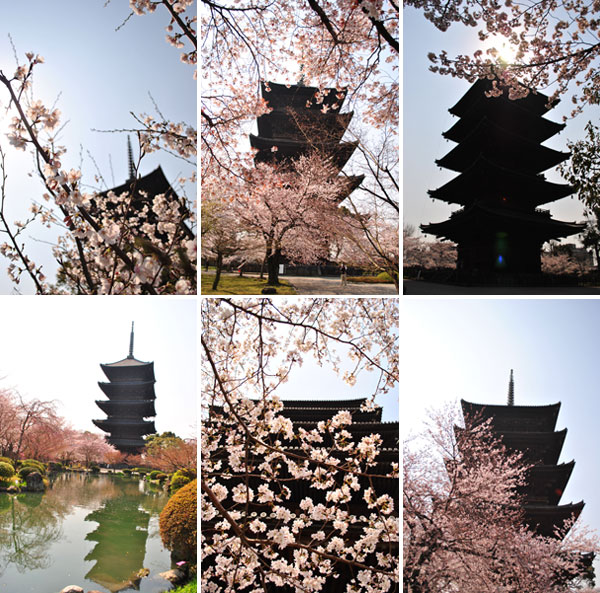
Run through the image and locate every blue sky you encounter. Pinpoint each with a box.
[403,7,600,242]
[0,1,196,293]
[0,297,197,439]
[403,298,600,562]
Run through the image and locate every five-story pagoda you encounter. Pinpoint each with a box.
[460,370,584,537]
[93,323,156,453]
[423,78,583,282]
[250,80,364,283]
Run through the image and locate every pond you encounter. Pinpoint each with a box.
[0,472,174,593]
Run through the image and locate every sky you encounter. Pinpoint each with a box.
[403,7,600,244]
[0,297,197,439]
[402,298,600,570]
[201,296,399,423]
[276,337,399,424]
[0,1,196,294]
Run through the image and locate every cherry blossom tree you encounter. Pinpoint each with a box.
[201,183,265,289]
[337,208,400,286]
[144,435,197,472]
[0,1,197,293]
[403,229,457,271]
[201,297,399,592]
[68,431,116,467]
[201,2,399,288]
[404,404,598,593]
[406,0,600,111]
[201,0,398,170]
[212,153,353,285]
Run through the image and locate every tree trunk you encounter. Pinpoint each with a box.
[259,256,266,280]
[267,249,280,285]
[212,253,223,291]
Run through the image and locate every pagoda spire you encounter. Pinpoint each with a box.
[128,322,135,359]
[127,136,135,181]
[508,369,515,406]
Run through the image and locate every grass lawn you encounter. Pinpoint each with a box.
[170,576,196,593]
[201,272,297,295]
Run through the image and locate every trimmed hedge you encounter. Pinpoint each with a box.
[19,459,46,474]
[159,479,196,562]
[18,466,38,480]
[0,457,14,467]
[0,462,14,478]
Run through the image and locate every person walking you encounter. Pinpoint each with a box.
[340,263,347,287]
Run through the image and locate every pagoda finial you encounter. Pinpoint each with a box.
[127,136,135,181]
[507,369,514,406]
[128,322,135,359]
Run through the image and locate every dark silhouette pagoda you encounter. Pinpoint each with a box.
[461,370,584,537]
[95,138,194,242]
[251,81,363,193]
[93,323,157,454]
[250,81,364,283]
[423,78,583,281]
[204,397,399,592]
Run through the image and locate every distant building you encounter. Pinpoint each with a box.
[93,323,156,454]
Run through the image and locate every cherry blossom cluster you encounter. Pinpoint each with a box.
[0,50,196,293]
[403,232,457,270]
[130,0,197,71]
[408,0,600,113]
[138,115,196,160]
[202,299,399,592]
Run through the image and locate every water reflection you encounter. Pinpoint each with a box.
[0,473,171,593]
[0,492,63,574]
[85,481,151,592]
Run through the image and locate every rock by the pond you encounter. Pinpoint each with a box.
[25,471,45,492]
[159,568,186,584]
[59,586,84,593]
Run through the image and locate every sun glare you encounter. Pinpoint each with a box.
[483,36,520,65]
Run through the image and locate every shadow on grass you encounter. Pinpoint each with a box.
[201,273,297,295]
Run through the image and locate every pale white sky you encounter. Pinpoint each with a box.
[1,297,196,439]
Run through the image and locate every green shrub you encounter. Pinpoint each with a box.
[90,465,100,473]
[0,457,14,467]
[376,271,394,282]
[159,479,196,562]
[148,470,162,480]
[134,467,151,475]
[156,472,168,482]
[0,477,14,488]
[171,577,197,593]
[176,468,197,480]
[169,468,196,493]
[20,460,46,474]
[18,466,37,480]
[48,461,63,472]
[0,462,15,478]
[122,468,132,475]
